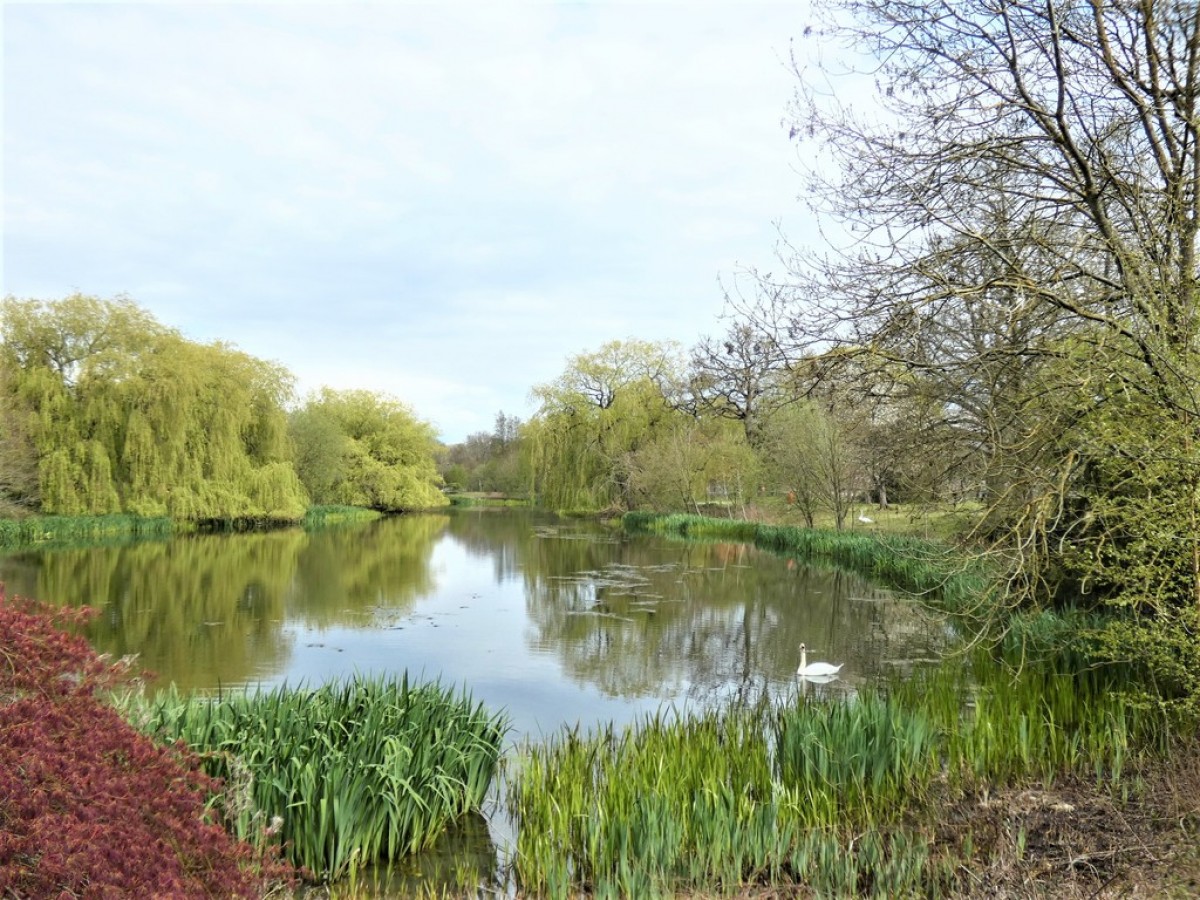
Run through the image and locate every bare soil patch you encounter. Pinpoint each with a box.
[938,747,1200,898]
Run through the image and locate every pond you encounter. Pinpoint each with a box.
[0,509,948,890]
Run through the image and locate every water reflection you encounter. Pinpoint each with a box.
[0,510,944,719]
[285,514,449,625]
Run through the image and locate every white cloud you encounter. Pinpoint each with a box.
[4,1,822,442]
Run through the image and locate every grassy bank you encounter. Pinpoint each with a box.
[301,504,384,528]
[447,494,531,508]
[624,511,990,614]
[120,676,507,882]
[0,505,383,550]
[0,513,179,549]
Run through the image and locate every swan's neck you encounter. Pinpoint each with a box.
[800,648,807,670]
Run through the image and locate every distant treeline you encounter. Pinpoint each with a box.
[0,294,447,523]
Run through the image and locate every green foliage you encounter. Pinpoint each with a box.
[301,504,383,528]
[291,388,448,512]
[624,512,989,612]
[289,405,351,504]
[526,339,695,511]
[0,294,308,523]
[1030,381,1200,719]
[0,514,177,549]
[121,675,507,881]
[0,360,40,515]
[758,401,859,529]
[509,640,1168,897]
[439,411,527,495]
[625,417,758,513]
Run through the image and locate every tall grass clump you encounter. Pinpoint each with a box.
[509,637,1175,898]
[301,505,383,528]
[509,702,946,898]
[122,675,507,881]
[0,513,177,549]
[774,695,940,824]
[895,645,1171,789]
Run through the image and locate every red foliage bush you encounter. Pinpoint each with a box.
[0,587,295,898]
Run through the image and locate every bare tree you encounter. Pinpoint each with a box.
[685,279,805,447]
[772,1,1200,615]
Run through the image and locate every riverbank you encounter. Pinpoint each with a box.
[0,505,383,550]
[5,510,1198,897]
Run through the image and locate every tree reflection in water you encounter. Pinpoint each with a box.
[0,509,945,710]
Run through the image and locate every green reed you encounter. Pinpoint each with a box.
[447,495,531,508]
[775,694,940,826]
[121,674,508,881]
[905,645,1169,788]
[301,505,384,528]
[0,513,178,549]
[622,512,989,612]
[509,641,1170,898]
[510,702,948,896]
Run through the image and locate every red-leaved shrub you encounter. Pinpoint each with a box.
[0,587,295,898]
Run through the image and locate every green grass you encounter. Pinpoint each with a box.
[623,512,990,615]
[0,513,178,549]
[302,505,384,528]
[508,644,1172,897]
[447,495,531,508]
[758,498,983,541]
[119,675,508,881]
[0,507,386,550]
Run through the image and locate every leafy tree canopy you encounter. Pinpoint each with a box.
[1,294,306,521]
[292,388,448,512]
[526,340,690,511]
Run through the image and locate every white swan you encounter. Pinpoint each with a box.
[797,643,843,678]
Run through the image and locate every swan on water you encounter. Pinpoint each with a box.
[796,643,843,678]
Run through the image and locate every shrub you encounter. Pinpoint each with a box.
[0,588,295,897]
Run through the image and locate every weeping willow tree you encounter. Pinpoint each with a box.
[0,356,40,516]
[0,294,308,522]
[290,388,448,511]
[524,340,695,511]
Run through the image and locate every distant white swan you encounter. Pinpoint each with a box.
[797,643,843,678]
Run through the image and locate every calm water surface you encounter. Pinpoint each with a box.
[0,509,948,889]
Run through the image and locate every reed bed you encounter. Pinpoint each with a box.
[622,512,989,613]
[508,645,1169,897]
[121,675,507,881]
[0,513,177,549]
[301,505,384,528]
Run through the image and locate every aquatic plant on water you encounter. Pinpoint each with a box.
[123,674,508,881]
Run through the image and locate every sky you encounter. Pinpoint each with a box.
[3,2,829,443]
